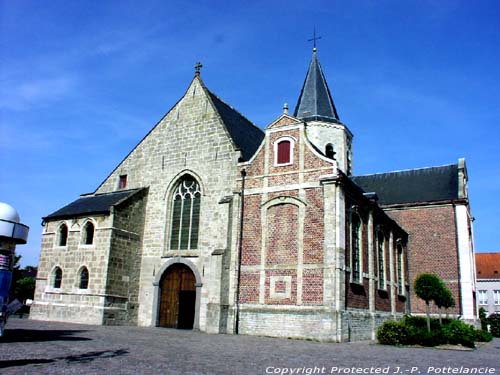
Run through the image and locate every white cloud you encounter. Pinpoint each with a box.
[0,75,77,111]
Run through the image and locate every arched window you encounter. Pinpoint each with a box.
[325,143,336,159]
[53,267,62,288]
[273,137,295,166]
[350,213,361,283]
[169,176,201,250]
[79,267,89,289]
[277,140,291,164]
[377,230,386,288]
[82,221,95,245]
[58,223,68,246]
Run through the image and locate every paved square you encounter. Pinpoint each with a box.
[1,318,499,375]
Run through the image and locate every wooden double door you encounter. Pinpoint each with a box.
[159,264,196,329]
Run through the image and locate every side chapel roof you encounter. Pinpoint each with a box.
[293,49,340,123]
[43,189,144,221]
[352,164,459,206]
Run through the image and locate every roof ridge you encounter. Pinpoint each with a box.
[354,163,457,178]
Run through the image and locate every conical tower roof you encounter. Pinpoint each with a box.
[293,49,340,123]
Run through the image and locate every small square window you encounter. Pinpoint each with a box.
[118,175,127,189]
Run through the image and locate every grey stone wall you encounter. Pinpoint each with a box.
[31,215,114,324]
[104,189,148,325]
[93,76,247,332]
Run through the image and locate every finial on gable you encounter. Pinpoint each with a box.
[194,62,203,76]
[283,103,289,115]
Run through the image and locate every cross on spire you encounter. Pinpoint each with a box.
[308,28,322,51]
[194,62,203,76]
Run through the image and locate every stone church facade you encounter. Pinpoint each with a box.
[31,49,476,341]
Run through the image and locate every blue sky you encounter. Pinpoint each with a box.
[1,1,499,267]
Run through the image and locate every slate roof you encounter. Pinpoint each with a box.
[293,49,340,123]
[476,253,500,279]
[207,91,264,161]
[43,189,143,221]
[352,164,459,205]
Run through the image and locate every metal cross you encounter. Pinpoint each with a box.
[308,28,322,50]
[195,62,203,75]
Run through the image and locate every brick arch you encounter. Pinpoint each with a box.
[261,195,307,210]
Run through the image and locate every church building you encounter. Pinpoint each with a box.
[31,47,476,341]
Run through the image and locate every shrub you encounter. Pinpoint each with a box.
[377,320,405,345]
[441,320,476,348]
[479,307,488,331]
[378,316,490,348]
[489,313,500,338]
[474,329,493,342]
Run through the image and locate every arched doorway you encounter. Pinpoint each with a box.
[159,263,196,329]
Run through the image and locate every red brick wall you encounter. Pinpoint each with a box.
[266,204,298,266]
[302,269,323,305]
[387,205,461,315]
[303,189,324,264]
[241,195,261,266]
[239,272,259,304]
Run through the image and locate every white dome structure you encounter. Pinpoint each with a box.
[0,202,29,244]
[0,202,20,223]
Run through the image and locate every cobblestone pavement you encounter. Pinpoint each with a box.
[0,318,499,375]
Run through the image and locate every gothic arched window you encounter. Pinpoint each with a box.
[82,221,95,245]
[169,176,201,250]
[58,223,68,246]
[79,267,89,289]
[53,267,62,288]
[377,230,386,289]
[351,213,362,283]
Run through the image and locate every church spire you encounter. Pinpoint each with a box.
[293,48,340,123]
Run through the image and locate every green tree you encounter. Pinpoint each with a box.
[13,277,36,302]
[9,255,37,303]
[414,273,443,332]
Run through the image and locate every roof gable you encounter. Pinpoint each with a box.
[352,164,459,205]
[267,114,302,129]
[476,253,500,279]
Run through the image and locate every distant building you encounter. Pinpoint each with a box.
[476,253,500,315]
[31,48,476,341]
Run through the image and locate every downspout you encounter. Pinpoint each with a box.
[235,168,246,334]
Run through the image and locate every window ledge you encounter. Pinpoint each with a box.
[350,280,363,287]
[163,250,200,258]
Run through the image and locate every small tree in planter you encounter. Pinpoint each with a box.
[414,273,443,332]
[434,286,455,323]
